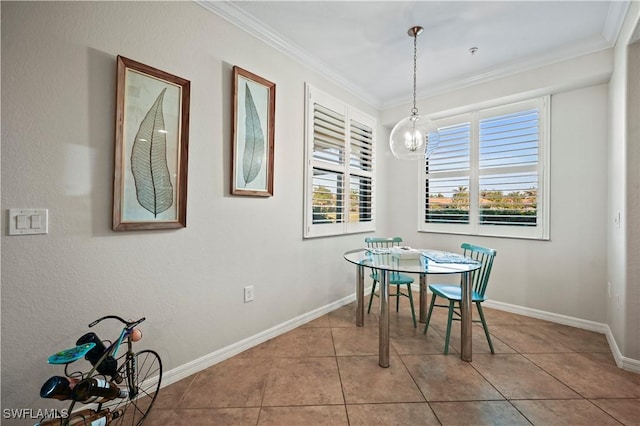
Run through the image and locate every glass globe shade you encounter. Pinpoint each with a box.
[389,114,440,160]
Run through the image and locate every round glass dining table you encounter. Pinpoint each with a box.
[343,248,481,367]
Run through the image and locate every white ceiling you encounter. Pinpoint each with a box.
[200,1,630,109]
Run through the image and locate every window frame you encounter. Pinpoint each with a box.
[419,96,550,240]
[304,84,376,238]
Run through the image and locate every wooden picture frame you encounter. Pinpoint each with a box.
[231,66,275,196]
[113,56,190,231]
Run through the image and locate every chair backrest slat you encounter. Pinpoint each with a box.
[365,237,403,249]
[364,237,406,280]
[461,242,497,297]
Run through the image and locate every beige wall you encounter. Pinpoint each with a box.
[2,1,639,422]
[382,80,609,322]
[1,1,379,419]
[627,37,640,362]
[379,1,640,367]
[608,0,640,364]
[623,9,640,361]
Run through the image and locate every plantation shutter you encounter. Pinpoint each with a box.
[348,118,374,224]
[478,108,539,227]
[304,84,376,238]
[421,96,549,239]
[312,104,346,225]
[425,121,471,225]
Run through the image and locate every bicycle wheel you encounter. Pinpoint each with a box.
[101,349,162,426]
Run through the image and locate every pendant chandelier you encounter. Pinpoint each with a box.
[389,26,440,160]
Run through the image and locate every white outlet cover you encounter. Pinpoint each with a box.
[244,286,254,302]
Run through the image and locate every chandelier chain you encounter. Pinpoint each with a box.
[411,30,418,116]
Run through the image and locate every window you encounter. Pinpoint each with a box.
[304,84,376,238]
[421,97,549,239]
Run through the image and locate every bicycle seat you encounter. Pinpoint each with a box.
[47,343,96,364]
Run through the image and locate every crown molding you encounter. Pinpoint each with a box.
[603,0,631,44]
[196,0,382,108]
[384,35,614,110]
[197,0,629,112]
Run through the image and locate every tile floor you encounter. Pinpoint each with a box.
[146,295,640,425]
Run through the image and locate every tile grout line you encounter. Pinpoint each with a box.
[466,351,536,425]
[396,351,443,425]
[330,326,352,425]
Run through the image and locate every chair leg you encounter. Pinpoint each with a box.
[406,284,416,328]
[422,293,437,335]
[476,302,495,354]
[443,300,455,355]
[396,285,400,312]
[367,280,377,314]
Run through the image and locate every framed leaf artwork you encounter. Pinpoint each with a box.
[113,56,190,231]
[231,66,275,196]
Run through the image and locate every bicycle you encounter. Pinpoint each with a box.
[37,316,163,425]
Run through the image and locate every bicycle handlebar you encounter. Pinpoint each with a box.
[88,315,146,329]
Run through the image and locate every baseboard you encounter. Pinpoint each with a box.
[159,293,357,389]
[483,299,640,373]
[160,292,639,391]
[603,325,640,374]
[483,300,609,333]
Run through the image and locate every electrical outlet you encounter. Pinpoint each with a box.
[607,282,611,298]
[244,286,254,303]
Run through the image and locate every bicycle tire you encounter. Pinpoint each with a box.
[98,349,163,425]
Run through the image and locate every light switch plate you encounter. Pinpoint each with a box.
[8,209,48,235]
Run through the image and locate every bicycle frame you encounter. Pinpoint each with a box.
[39,315,162,426]
[63,316,145,419]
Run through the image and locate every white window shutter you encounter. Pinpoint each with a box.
[304,84,376,238]
[421,96,549,239]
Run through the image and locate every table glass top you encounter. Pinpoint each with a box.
[343,248,481,275]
